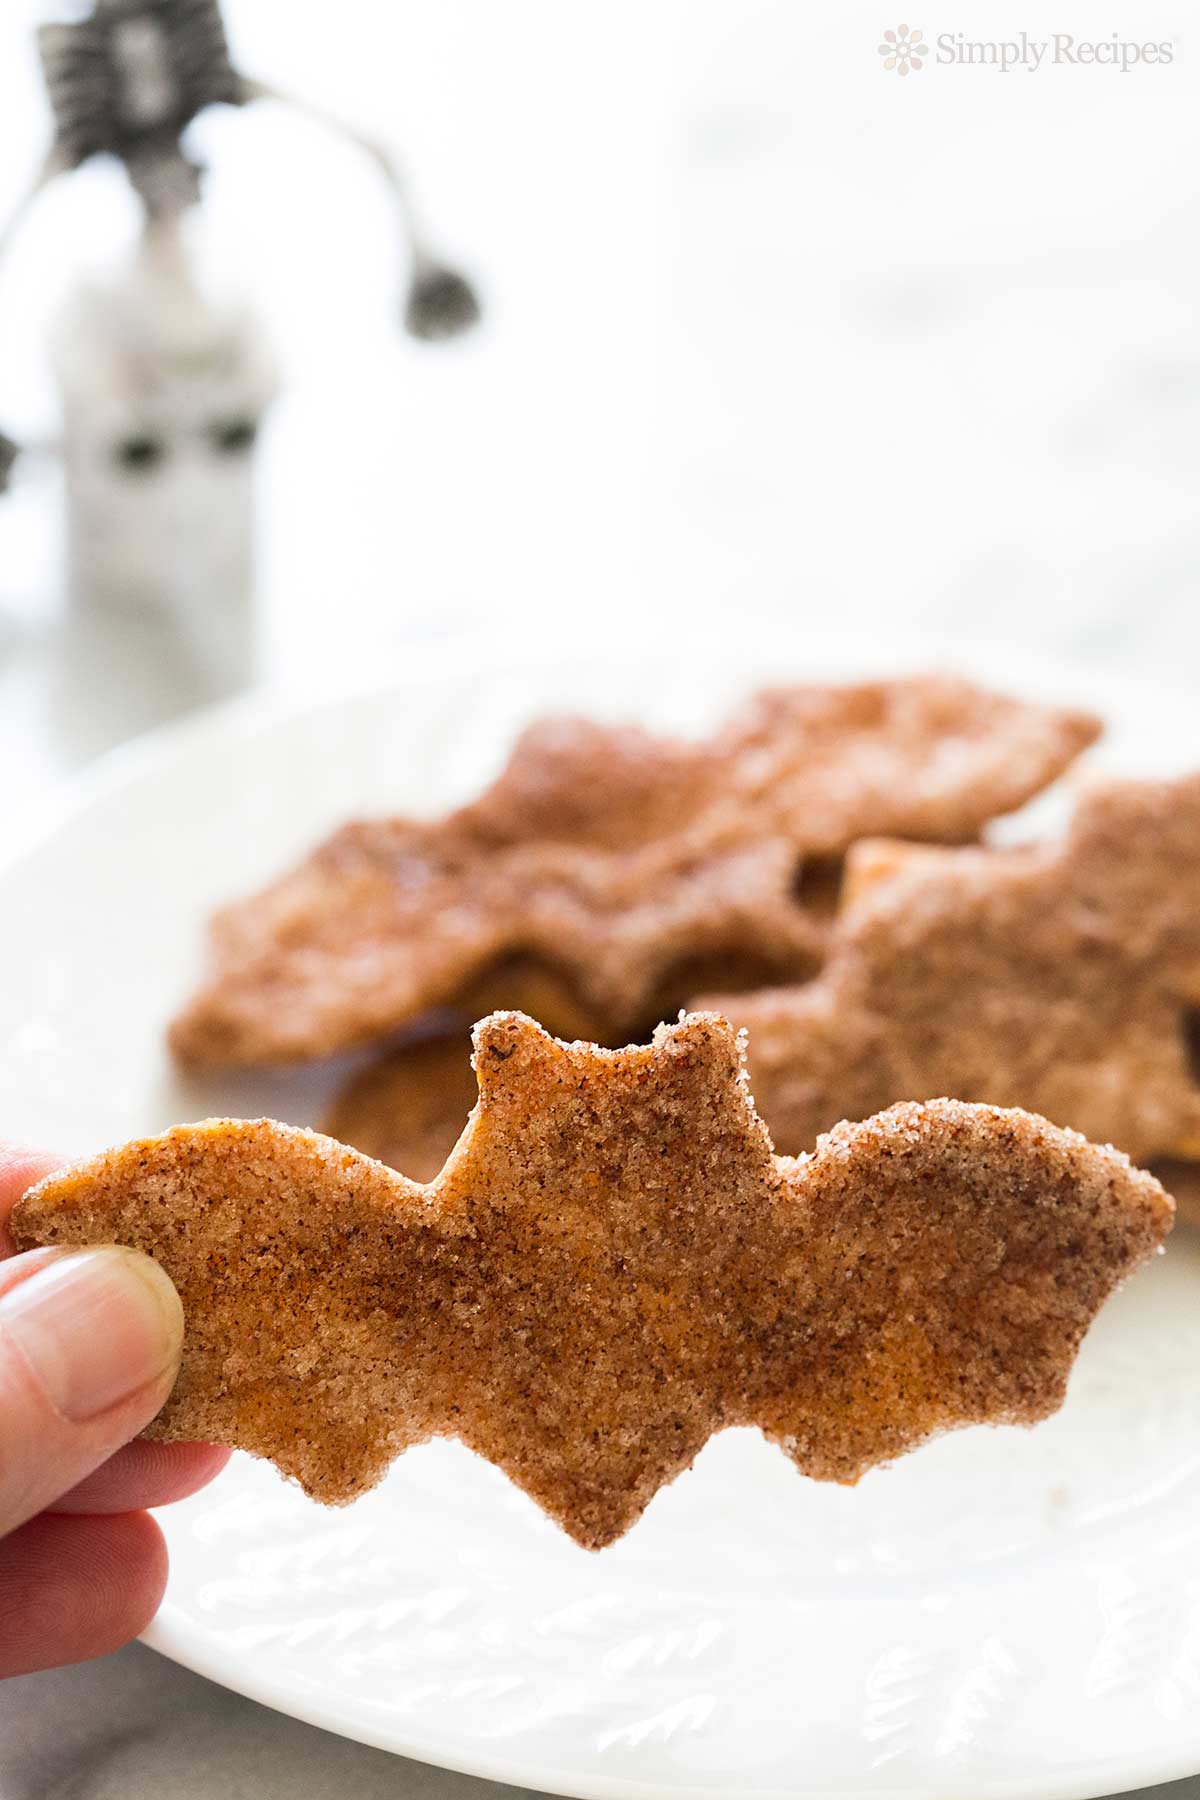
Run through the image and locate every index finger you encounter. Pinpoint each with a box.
[0,1146,66,1256]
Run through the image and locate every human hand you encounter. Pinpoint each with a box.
[0,1144,229,1675]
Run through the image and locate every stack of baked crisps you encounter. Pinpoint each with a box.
[167,675,1199,1221]
[15,673,1187,1544]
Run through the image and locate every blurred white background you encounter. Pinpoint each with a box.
[0,0,1197,811]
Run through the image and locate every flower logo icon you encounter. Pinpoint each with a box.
[878,23,929,74]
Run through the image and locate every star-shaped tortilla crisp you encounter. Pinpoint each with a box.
[15,1012,1168,1548]
[169,678,1098,1068]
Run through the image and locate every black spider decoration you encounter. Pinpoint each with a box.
[37,0,244,211]
[24,0,479,336]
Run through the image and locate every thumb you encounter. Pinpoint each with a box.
[0,1247,184,1536]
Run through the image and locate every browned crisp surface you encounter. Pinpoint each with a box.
[712,776,1200,1164]
[327,1031,478,1182]
[16,1012,1168,1550]
[168,678,1098,1068]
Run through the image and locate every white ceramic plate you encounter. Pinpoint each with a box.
[3,636,1200,1800]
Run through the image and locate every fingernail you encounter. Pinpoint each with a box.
[0,1247,184,1422]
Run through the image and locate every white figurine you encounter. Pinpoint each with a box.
[53,220,276,690]
[0,0,479,673]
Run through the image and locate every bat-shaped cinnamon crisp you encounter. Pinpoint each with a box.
[15,1013,1169,1549]
[711,775,1200,1164]
[168,678,1098,1067]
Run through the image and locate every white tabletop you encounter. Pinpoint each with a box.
[1,1,1198,1793]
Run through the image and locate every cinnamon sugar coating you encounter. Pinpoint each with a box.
[15,1012,1167,1548]
[168,679,1098,1068]
[714,777,1200,1163]
[330,1038,1200,1232]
